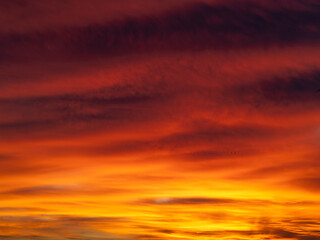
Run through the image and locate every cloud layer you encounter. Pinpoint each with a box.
[0,0,320,240]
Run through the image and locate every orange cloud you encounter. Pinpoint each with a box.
[0,0,320,239]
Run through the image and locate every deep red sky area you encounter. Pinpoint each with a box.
[0,0,320,239]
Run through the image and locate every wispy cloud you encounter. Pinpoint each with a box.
[1,1,320,240]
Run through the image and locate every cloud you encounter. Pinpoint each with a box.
[136,196,318,208]
[257,227,320,240]
[227,70,320,112]
[1,1,320,61]
[0,236,67,240]
[288,178,320,192]
[56,216,126,223]
[1,1,320,239]
[0,0,204,34]
[283,218,320,227]
[0,162,71,177]
[2,185,81,196]
[231,160,320,180]
[0,154,16,161]
[0,82,168,140]
[177,228,320,239]
[0,233,132,240]
[145,197,237,205]
[1,184,127,198]
[0,207,45,212]
[0,214,125,224]
[136,197,274,206]
[173,149,258,162]
[80,123,285,155]
[0,214,132,240]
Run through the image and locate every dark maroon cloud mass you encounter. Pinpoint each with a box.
[1,0,320,62]
[0,1,320,240]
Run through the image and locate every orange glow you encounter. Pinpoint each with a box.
[0,1,320,239]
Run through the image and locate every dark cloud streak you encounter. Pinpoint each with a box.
[1,1,320,61]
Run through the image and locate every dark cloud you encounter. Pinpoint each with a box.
[114,124,279,152]
[1,65,318,143]
[0,236,66,240]
[231,160,320,180]
[138,197,238,205]
[0,1,320,239]
[1,184,131,198]
[0,83,160,107]
[0,80,286,146]
[289,178,320,192]
[156,229,176,234]
[133,234,166,240]
[0,232,131,240]
[283,218,320,227]
[136,196,316,207]
[1,1,320,61]
[173,149,258,161]
[0,215,53,223]
[0,214,132,240]
[134,221,320,239]
[0,0,203,34]
[0,162,71,177]
[2,185,80,196]
[257,227,320,240]
[147,197,237,205]
[136,197,271,205]
[43,123,286,163]
[56,216,126,223]
[162,124,275,144]
[227,70,320,112]
[0,214,125,224]
[0,154,16,161]
[0,207,45,212]
[178,227,320,239]
[0,83,169,140]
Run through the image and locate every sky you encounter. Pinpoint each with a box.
[0,0,320,239]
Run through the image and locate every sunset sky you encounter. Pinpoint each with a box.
[0,0,320,239]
